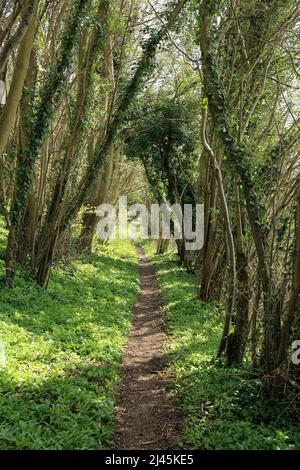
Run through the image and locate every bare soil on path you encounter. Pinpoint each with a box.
[113,245,181,450]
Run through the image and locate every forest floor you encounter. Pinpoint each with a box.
[113,246,181,450]
[0,218,139,449]
[1,211,300,450]
[142,241,300,450]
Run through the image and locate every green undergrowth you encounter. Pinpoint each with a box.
[0,220,139,449]
[142,240,300,450]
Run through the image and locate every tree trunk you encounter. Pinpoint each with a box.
[16,47,38,265]
[277,181,300,365]
[199,154,218,300]
[0,0,38,157]
[0,0,37,74]
[227,184,249,365]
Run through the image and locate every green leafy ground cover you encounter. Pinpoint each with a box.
[0,220,139,449]
[143,241,300,450]
[1,218,300,451]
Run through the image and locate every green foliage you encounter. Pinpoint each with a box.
[143,241,300,450]
[0,221,139,449]
[124,95,200,203]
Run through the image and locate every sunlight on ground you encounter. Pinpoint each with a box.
[0,221,139,450]
[142,240,300,450]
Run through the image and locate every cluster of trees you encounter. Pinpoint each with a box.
[198,0,300,393]
[0,0,187,287]
[0,0,299,397]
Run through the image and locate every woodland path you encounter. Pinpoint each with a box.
[113,245,181,450]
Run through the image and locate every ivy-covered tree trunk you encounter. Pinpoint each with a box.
[199,4,280,373]
[33,2,109,287]
[5,0,88,287]
[16,47,38,266]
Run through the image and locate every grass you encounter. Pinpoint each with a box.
[0,220,139,450]
[143,240,300,450]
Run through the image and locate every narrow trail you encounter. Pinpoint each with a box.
[113,245,181,450]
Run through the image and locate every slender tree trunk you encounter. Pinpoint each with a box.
[0,0,37,74]
[251,276,261,369]
[0,0,38,157]
[201,106,237,358]
[227,184,249,364]
[277,181,300,365]
[16,47,38,265]
[157,237,169,254]
[200,154,218,300]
